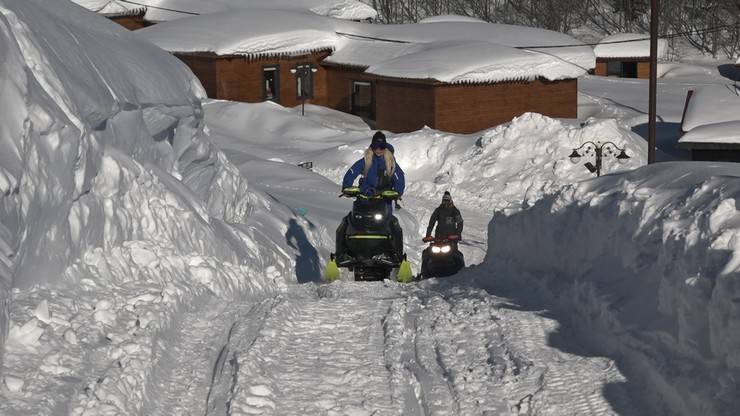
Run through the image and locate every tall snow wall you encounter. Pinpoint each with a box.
[482,162,740,415]
[0,0,253,370]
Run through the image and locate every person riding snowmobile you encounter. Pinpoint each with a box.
[335,131,405,263]
[420,191,464,278]
[424,191,463,241]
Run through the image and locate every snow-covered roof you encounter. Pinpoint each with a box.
[679,85,740,145]
[364,41,586,83]
[138,10,595,84]
[138,10,340,57]
[594,33,667,59]
[678,120,740,146]
[140,0,377,22]
[681,85,740,133]
[70,0,143,16]
[419,14,487,24]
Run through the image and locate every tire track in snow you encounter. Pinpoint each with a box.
[227,284,402,415]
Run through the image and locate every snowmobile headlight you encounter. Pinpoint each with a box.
[431,246,442,254]
[440,245,451,253]
[374,213,383,221]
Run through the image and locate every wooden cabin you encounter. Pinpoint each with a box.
[594,58,650,79]
[677,87,740,162]
[139,9,591,134]
[593,34,665,79]
[323,63,576,133]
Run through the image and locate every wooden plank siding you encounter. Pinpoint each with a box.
[176,54,218,97]
[175,51,331,107]
[108,14,147,30]
[324,65,377,113]
[594,58,651,79]
[375,80,435,132]
[637,61,650,78]
[434,78,578,133]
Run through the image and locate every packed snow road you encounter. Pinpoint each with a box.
[143,281,636,416]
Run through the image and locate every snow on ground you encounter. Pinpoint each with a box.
[479,162,740,415]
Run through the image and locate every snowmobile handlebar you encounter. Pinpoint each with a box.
[340,187,401,201]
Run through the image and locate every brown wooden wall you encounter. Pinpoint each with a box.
[214,52,330,108]
[637,62,650,78]
[434,78,578,134]
[175,52,331,108]
[324,66,376,113]
[594,61,607,76]
[594,58,650,78]
[109,15,147,30]
[177,54,217,97]
[375,80,435,133]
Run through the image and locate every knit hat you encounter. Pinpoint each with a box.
[442,191,452,203]
[370,131,387,149]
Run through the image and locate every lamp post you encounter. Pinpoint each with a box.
[569,141,630,177]
[290,65,318,116]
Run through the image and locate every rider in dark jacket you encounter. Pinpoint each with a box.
[425,191,463,240]
[336,131,405,262]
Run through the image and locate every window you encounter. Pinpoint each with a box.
[351,81,374,120]
[294,64,314,99]
[606,61,622,77]
[263,66,279,102]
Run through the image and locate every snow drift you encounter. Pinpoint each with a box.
[0,1,292,413]
[481,162,740,415]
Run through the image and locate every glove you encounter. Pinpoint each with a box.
[422,236,434,242]
[364,187,376,197]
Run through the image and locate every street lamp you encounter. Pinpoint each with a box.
[290,65,318,116]
[569,141,630,177]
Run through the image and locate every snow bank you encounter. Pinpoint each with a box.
[69,0,140,16]
[139,10,594,83]
[594,32,667,59]
[481,162,740,415]
[681,84,740,133]
[344,114,646,213]
[0,1,295,413]
[142,0,377,22]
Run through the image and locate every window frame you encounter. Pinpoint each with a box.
[262,65,280,102]
[294,63,315,100]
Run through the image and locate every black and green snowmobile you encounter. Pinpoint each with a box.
[325,187,412,282]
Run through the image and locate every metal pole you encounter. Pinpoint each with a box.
[648,0,659,164]
[595,146,603,177]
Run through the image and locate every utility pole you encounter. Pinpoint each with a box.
[648,0,659,164]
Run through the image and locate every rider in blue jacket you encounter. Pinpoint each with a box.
[336,131,405,262]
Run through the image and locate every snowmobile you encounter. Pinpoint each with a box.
[419,236,465,279]
[325,187,413,283]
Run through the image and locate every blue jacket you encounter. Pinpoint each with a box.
[342,152,405,196]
